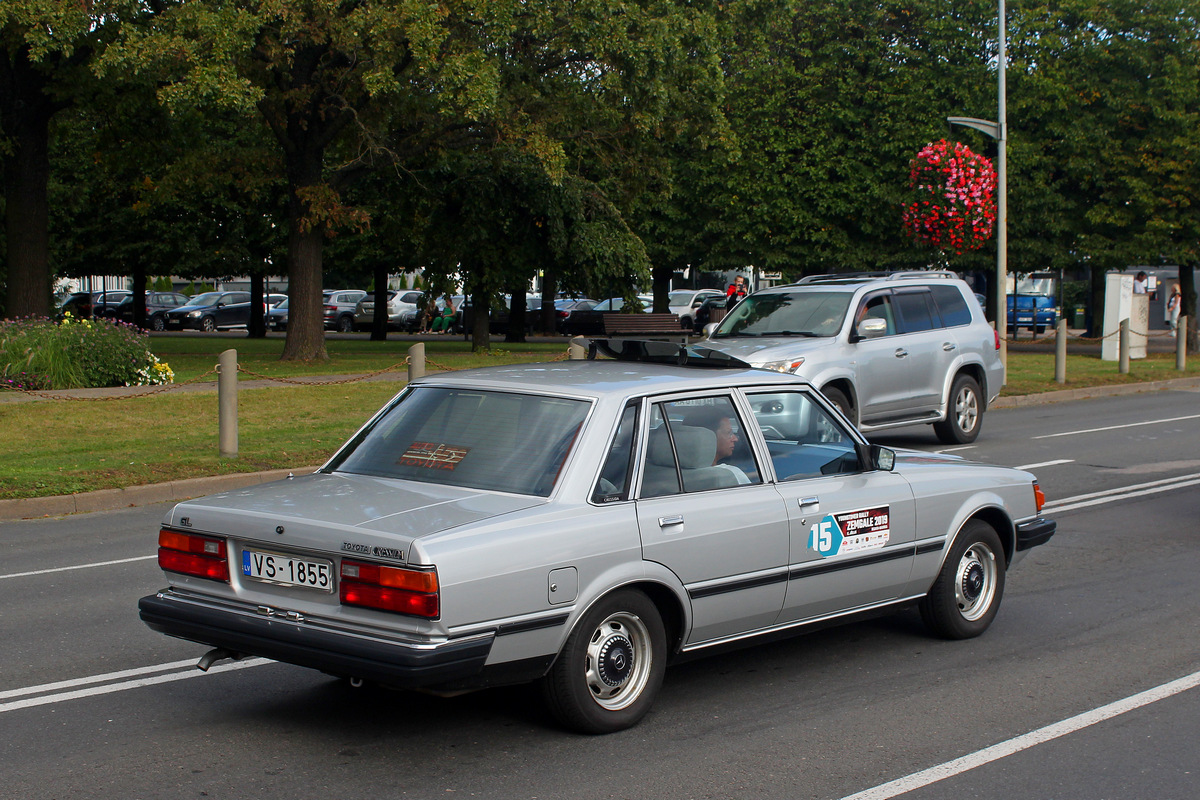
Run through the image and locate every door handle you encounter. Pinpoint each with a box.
[799,496,820,510]
[943,342,957,351]
[894,348,908,358]
[658,515,684,527]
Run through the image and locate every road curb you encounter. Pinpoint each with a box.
[0,467,320,522]
[3,375,1199,522]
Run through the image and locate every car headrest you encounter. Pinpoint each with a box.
[649,425,716,470]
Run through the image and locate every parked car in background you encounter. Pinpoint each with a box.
[553,298,597,332]
[140,343,1054,734]
[323,290,368,332]
[560,295,653,336]
[1007,295,1057,334]
[110,291,190,330]
[91,290,133,318]
[667,289,724,331]
[58,290,131,320]
[164,291,254,331]
[267,293,288,308]
[267,298,290,331]
[353,290,423,331]
[701,271,1004,444]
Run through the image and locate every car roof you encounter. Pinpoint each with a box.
[413,358,807,402]
[764,270,964,293]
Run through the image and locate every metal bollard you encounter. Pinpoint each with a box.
[1178,316,1188,371]
[218,349,238,458]
[1119,319,1130,374]
[408,342,426,381]
[568,337,589,360]
[1055,319,1067,384]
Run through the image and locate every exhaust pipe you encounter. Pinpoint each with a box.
[196,647,243,672]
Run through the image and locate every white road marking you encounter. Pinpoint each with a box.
[0,659,197,701]
[839,668,1200,800]
[0,658,272,714]
[938,445,977,453]
[1044,473,1200,513]
[0,555,156,581]
[1031,413,1200,439]
[1015,458,1074,470]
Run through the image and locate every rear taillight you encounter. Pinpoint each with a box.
[1033,481,1046,513]
[339,560,439,618]
[158,529,229,582]
[994,329,1002,350]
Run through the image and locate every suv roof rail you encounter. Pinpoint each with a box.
[794,272,891,285]
[885,270,959,281]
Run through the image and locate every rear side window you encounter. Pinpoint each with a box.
[930,285,973,327]
[893,291,937,332]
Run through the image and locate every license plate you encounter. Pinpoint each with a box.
[241,549,333,592]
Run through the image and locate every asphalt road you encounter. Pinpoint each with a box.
[2,388,1198,799]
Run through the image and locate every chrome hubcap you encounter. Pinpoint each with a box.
[955,543,997,621]
[585,611,652,710]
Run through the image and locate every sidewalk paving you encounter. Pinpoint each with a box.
[3,363,1198,522]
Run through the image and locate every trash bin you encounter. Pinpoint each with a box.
[1072,305,1086,328]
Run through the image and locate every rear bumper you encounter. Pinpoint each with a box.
[140,588,494,689]
[1015,517,1056,551]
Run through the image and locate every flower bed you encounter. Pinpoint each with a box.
[1,314,174,390]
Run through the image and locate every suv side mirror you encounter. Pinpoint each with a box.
[853,317,887,340]
[703,322,719,338]
[869,445,896,472]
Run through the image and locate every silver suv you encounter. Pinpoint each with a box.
[701,271,1004,443]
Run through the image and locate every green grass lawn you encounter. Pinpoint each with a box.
[1,335,1195,500]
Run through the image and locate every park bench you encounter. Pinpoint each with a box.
[597,312,688,342]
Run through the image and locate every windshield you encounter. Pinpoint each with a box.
[329,387,591,497]
[182,293,221,307]
[713,291,852,337]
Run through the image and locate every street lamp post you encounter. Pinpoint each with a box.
[948,0,1007,378]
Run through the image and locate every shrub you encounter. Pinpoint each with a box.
[0,315,174,390]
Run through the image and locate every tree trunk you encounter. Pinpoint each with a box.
[370,262,389,341]
[1180,263,1197,355]
[132,265,147,328]
[652,265,674,313]
[540,266,558,333]
[280,216,328,361]
[471,286,491,351]
[505,279,527,343]
[1,49,54,319]
[247,275,267,338]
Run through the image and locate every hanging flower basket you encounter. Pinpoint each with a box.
[901,139,997,254]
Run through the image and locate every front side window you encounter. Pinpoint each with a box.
[746,391,861,481]
[641,396,761,498]
[715,291,852,338]
[330,388,591,497]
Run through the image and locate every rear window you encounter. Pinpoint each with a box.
[930,285,973,327]
[330,387,591,497]
[893,291,937,332]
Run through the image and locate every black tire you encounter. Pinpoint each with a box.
[337,315,355,333]
[199,316,217,332]
[919,520,1006,639]
[933,374,982,444]
[821,386,855,426]
[541,589,667,734]
[150,315,166,332]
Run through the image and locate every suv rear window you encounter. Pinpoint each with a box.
[930,285,973,327]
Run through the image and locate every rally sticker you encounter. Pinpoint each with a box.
[398,442,469,471]
[808,505,890,558]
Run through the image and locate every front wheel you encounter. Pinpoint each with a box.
[199,316,216,332]
[541,590,667,734]
[821,386,855,427]
[933,374,982,444]
[919,520,1006,639]
[150,315,166,332]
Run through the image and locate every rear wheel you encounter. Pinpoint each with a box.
[920,520,1005,639]
[337,315,355,333]
[541,590,666,734]
[934,374,982,444]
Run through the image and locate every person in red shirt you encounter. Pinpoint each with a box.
[726,275,748,301]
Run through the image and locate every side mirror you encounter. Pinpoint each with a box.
[854,317,887,340]
[869,445,896,472]
[702,322,719,338]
